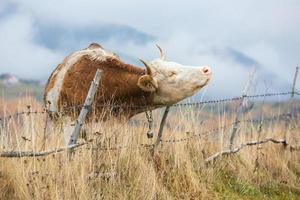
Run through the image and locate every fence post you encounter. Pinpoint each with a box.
[154,106,171,148]
[0,119,3,149]
[41,108,48,150]
[285,66,299,143]
[229,67,256,150]
[291,66,299,98]
[68,69,101,148]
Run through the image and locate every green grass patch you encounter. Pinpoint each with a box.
[214,170,300,200]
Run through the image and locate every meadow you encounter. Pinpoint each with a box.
[0,95,299,200]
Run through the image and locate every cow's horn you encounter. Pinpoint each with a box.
[139,59,153,76]
[156,44,165,60]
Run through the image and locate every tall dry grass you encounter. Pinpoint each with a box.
[0,97,299,200]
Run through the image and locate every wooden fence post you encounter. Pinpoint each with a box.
[68,69,101,147]
[291,66,299,98]
[285,66,299,143]
[154,106,171,148]
[0,119,3,149]
[229,68,256,150]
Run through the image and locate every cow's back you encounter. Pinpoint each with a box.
[44,44,116,116]
[44,43,147,120]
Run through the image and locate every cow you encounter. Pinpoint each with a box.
[44,43,211,122]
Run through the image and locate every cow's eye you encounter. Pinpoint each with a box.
[168,71,177,77]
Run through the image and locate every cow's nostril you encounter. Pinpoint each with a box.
[202,67,211,75]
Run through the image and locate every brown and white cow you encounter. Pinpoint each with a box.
[44,43,211,121]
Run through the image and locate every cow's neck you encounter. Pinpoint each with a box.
[98,66,157,117]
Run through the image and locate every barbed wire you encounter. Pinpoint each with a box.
[87,112,299,151]
[0,91,299,152]
[89,143,154,151]
[0,110,47,124]
[1,91,299,123]
[0,112,299,154]
[160,112,298,144]
[204,137,300,163]
[174,91,298,107]
[73,91,300,109]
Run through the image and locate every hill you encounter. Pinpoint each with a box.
[0,74,44,100]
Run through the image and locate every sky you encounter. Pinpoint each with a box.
[0,0,299,98]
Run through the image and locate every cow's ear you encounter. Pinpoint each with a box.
[137,75,158,92]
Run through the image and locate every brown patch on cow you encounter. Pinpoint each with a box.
[45,44,158,121]
[55,55,154,120]
[98,57,145,75]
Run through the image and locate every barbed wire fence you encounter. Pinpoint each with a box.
[0,67,299,164]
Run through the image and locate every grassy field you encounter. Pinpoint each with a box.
[0,96,299,200]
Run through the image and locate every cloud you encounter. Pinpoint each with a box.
[0,0,299,97]
[34,23,155,52]
[0,12,63,79]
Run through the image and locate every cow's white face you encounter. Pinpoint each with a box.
[150,59,211,105]
[137,45,212,106]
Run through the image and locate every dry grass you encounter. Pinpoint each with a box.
[0,97,299,200]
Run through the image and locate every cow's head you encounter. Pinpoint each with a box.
[137,45,212,105]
